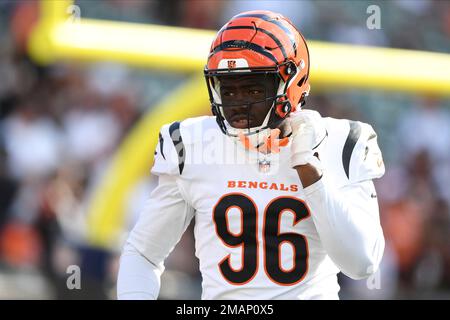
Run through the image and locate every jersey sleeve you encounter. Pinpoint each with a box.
[151,122,185,177]
[303,176,385,279]
[126,173,195,268]
[128,121,193,266]
[347,122,385,184]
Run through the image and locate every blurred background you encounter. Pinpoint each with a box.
[0,0,449,299]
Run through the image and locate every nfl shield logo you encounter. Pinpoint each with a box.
[258,159,271,173]
[227,60,236,69]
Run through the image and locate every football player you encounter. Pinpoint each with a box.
[117,10,385,300]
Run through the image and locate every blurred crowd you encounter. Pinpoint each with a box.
[0,0,449,299]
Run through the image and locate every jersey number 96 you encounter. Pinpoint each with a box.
[213,193,310,286]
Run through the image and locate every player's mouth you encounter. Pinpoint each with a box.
[229,114,256,128]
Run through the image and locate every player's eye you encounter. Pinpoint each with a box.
[249,89,263,95]
[223,91,235,97]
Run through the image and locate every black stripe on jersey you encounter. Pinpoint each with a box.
[342,121,362,179]
[169,121,185,175]
[158,132,165,160]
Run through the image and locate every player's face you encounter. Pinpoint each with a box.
[219,74,277,129]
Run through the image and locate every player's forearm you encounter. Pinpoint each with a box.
[117,242,162,300]
[303,176,385,279]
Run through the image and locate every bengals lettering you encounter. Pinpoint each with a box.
[227,180,298,192]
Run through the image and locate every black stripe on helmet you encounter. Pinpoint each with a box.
[233,13,297,54]
[209,40,278,64]
[217,25,288,60]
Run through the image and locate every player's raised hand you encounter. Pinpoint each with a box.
[288,109,327,168]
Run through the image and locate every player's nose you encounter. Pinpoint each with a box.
[230,104,249,115]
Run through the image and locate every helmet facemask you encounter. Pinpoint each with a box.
[205,64,300,152]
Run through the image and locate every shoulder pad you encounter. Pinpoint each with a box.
[151,117,219,176]
[151,121,185,176]
[177,116,218,145]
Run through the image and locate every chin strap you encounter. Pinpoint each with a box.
[238,128,289,154]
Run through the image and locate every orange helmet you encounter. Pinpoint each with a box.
[204,10,310,136]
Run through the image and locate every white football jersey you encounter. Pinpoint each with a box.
[127,115,385,300]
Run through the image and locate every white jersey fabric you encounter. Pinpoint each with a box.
[117,115,385,300]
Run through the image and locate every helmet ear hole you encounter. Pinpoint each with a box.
[286,62,295,75]
[283,61,297,78]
